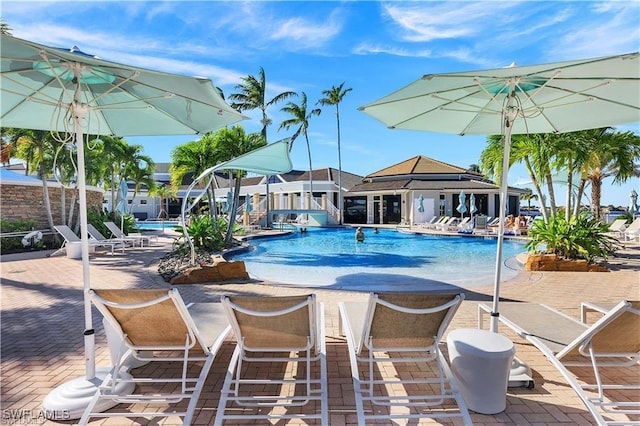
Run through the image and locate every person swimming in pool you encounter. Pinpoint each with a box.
[355,227,365,242]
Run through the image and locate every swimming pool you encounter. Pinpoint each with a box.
[136,221,179,230]
[230,227,525,291]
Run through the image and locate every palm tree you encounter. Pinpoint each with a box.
[520,191,539,212]
[170,134,220,219]
[100,136,128,212]
[317,82,352,224]
[573,128,640,220]
[212,126,266,244]
[279,92,321,197]
[150,185,178,219]
[228,67,296,141]
[12,129,58,233]
[0,19,12,35]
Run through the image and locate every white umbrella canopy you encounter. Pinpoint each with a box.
[469,193,478,215]
[1,35,245,135]
[1,34,246,419]
[360,52,640,332]
[115,179,129,231]
[456,190,467,217]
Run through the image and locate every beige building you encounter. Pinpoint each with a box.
[344,156,527,225]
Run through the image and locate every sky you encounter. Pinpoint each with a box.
[2,0,639,207]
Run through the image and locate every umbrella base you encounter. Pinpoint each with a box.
[508,356,535,389]
[42,367,134,420]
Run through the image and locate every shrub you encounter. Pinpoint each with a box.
[526,213,619,263]
[0,219,41,254]
[173,215,225,252]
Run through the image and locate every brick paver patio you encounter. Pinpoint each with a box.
[1,230,638,425]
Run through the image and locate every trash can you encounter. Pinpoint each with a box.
[446,328,515,414]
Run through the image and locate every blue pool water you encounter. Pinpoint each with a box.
[136,221,179,230]
[230,227,525,291]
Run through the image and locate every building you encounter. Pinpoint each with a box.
[344,155,527,225]
[104,156,526,227]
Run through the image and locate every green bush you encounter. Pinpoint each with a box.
[87,208,137,237]
[173,215,225,252]
[526,214,619,263]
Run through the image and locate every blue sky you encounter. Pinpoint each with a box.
[3,1,639,206]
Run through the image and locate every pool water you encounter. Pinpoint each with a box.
[136,221,179,230]
[230,227,525,291]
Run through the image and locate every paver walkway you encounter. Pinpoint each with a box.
[1,231,638,425]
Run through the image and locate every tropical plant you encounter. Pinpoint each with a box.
[279,92,321,195]
[317,82,352,225]
[212,126,266,244]
[9,129,59,233]
[570,128,640,220]
[150,184,178,219]
[228,67,296,140]
[526,213,619,263]
[174,215,225,252]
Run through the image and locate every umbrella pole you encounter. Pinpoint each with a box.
[43,74,134,421]
[490,91,517,333]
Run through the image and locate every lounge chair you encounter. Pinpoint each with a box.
[426,216,449,229]
[215,294,328,424]
[606,219,627,238]
[478,301,640,425]
[622,217,640,241]
[473,216,490,235]
[53,224,125,255]
[418,216,439,228]
[435,216,456,231]
[339,292,471,424]
[104,221,154,246]
[448,216,471,232]
[81,288,232,424]
[87,223,138,248]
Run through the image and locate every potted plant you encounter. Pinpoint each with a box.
[524,214,619,271]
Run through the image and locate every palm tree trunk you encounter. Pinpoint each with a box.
[591,176,603,220]
[523,157,548,223]
[305,134,314,200]
[573,178,587,218]
[336,106,343,225]
[545,172,558,217]
[565,161,573,221]
[38,161,56,235]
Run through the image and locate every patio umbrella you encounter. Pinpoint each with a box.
[360,52,639,332]
[115,178,129,231]
[1,34,245,418]
[417,194,425,213]
[245,193,253,213]
[456,190,467,218]
[630,189,639,215]
[469,193,478,216]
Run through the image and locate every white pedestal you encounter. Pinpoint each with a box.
[42,367,134,420]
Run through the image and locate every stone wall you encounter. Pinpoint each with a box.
[1,181,103,229]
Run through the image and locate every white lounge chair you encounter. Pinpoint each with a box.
[82,288,232,424]
[478,301,640,425]
[216,294,328,424]
[622,217,640,241]
[87,223,137,248]
[104,221,154,246]
[339,292,471,424]
[53,224,125,255]
[606,219,627,238]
